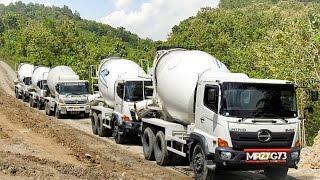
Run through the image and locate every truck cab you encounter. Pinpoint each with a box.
[191,72,300,178]
[91,76,153,144]
[15,77,32,102]
[45,80,90,118]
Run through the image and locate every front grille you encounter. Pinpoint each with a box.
[64,100,87,104]
[230,131,294,149]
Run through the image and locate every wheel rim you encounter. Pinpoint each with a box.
[193,146,205,176]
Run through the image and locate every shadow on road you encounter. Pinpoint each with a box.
[210,171,298,180]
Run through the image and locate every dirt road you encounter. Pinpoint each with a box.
[0,61,320,180]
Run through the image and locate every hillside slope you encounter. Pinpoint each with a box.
[166,0,320,144]
[0,2,155,78]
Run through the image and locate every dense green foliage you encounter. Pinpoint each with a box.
[167,0,320,144]
[0,2,155,78]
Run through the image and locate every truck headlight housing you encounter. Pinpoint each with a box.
[220,151,232,160]
[291,151,299,160]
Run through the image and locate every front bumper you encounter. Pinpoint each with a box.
[121,121,141,136]
[211,147,300,170]
[59,105,90,115]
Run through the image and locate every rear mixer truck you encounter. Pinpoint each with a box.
[44,66,90,118]
[90,57,152,144]
[140,48,302,180]
[14,63,34,102]
[29,66,50,109]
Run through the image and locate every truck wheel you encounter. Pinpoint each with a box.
[154,131,171,166]
[15,89,19,98]
[55,107,62,119]
[113,121,125,144]
[91,112,98,135]
[22,93,26,102]
[45,102,54,116]
[192,143,215,180]
[37,101,42,110]
[142,127,156,160]
[98,114,107,137]
[264,167,288,180]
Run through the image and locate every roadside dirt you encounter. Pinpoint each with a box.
[1,60,320,180]
[0,62,188,179]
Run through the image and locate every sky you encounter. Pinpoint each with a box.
[0,0,220,40]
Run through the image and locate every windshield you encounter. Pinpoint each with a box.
[59,82,89,95]
[221,82,297,118]
[124,81,152,102]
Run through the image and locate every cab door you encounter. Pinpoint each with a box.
[195,82,220,135]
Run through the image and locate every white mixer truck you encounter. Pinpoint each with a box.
[90,57,152,144]
[140,49,302,180]
[29,66,50,109]
[14,63,34,102]
[44,66,90,118]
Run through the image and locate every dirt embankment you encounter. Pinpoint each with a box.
[0,61,188,179]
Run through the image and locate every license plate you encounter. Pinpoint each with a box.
[245,149,289,163]
[70,111,80,114]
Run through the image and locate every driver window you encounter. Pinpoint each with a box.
[203,85,219,113]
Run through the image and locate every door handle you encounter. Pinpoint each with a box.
[200,118,205,123]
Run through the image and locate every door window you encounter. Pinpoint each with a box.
[203,85,219,113]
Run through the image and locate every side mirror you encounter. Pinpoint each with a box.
[55,85,59,93]
[207,89,217,104]
[310,90,319,102]
[14,79,19,85]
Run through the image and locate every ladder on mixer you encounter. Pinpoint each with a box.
[89,65,99,94]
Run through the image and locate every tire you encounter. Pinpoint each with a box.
[264,167,288,180]
[91,112,98,135]
[192,143,215,180]
[154,131,171,166]
[22,93,26,102]
[30,98,36,108]
[15,89,18,98]
[113,121,125,144]
[142,127,156,160]
[45,102,54,116]
[55,107,62,119]
[37,101,42,110]
[97,114,108,137]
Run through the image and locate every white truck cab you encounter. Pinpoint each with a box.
[90,57,153,144]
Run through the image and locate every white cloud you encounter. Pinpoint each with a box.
[0,0,19,6]
[114,0,133,9]
[101,0,219,40]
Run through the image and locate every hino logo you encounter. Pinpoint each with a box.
[257,130,272,143]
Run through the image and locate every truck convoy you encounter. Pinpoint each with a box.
[44,66,90,119]
[29,66,50,109]
[14,63,34,102]
[140,48,302,180]
[90,57,152,144]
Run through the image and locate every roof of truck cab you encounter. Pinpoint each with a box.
[59,80,89,83]
[200,72,293,85]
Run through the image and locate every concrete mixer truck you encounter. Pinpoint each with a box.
[140,49,302,180]
[14,63,34,102]
[90,57,152,144]
[44,66,90,119]
[29,66,50,109]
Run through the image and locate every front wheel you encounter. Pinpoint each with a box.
[55,107,62,119]
[192,143,215,180]
[113,121,125,144]
[45,102,54,116]
[264,167,288,180]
